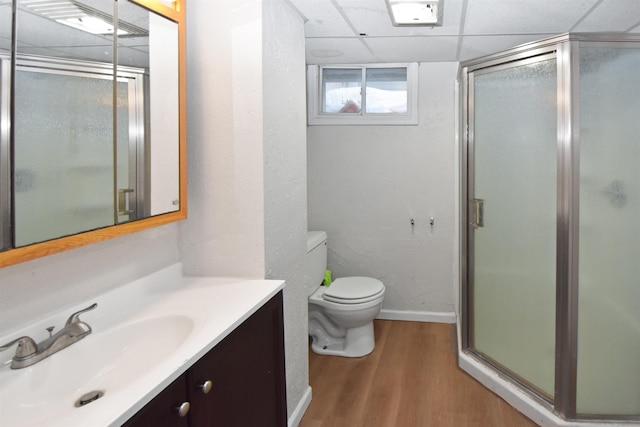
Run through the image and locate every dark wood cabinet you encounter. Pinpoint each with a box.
[123,291,286,427]
[122,377,190,427]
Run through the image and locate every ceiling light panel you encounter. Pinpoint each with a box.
[386,0,443,26]
[338,0,462,37]
[21,0,147,36]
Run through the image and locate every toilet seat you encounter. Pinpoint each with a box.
[322,277,385,304]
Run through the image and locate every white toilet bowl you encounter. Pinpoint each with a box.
[308,276,385,357]
[305,231,386,358]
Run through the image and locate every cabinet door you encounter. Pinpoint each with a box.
[187,292,287,427]
[122,376,190,427]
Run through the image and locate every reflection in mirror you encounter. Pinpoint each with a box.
[118,0,180,219]
[0,0,180,251]
[13,63,117,246]
[1,2,11,251]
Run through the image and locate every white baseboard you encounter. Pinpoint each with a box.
[376,309,456,323]
[288,385,312,427]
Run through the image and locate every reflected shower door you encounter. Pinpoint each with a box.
[116,77,135,224]
[13,69,115,246]
[13,65,144,246]
[469,55,557,397]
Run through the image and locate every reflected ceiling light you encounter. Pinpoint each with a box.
[385,0,443,26]
[21,0,147,36]
[57,15,129,36]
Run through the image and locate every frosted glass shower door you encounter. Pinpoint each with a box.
[576,46,640,416]
[13,69,115,246]
[12,61,146,246]
[469,56,557,396]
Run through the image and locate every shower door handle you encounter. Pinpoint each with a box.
[118,188,135,216]
[470,198,484,229]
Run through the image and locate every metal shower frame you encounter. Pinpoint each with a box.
[459,32,640,422]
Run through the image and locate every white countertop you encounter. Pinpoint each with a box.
[0,264,285,427]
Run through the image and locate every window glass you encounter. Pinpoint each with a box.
[322,68,362,113]
[365,67,407,113]
[309,63,417,125]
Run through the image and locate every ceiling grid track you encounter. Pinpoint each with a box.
[455,0,469,62]
[329,0,378,60]
[568,0,605,32]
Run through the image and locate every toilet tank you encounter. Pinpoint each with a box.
[306,231,328,296]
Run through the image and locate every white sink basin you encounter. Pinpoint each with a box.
[0,264,285,427]
[0,314,193,426]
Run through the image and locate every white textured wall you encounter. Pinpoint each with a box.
[262,0,309,418]
[307,63,458,319]
[0,225,180,335]
[181,0,266,277]
[183,0,309,421]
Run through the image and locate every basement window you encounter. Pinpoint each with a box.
[307,63,419,125]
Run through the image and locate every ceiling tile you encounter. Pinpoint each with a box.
[14,44,148,68]
[574,0,640,32]
[117,47,150,68]
[305,37,377,64]
[290,0,355,37]
[463,0,598,35]
[363,36,460,62]
[338,0,463,36]
[117,35,150,49]
[1,3,12,40]
[335,0,396,36]
[0,37,10,52]
[17,45,113,64]
[459,34,551,62]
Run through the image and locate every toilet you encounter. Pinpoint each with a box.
[306,231,385,357]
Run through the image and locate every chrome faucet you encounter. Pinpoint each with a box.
[0,303,97,369]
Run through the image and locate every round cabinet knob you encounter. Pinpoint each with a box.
[199,380,213,394]
[176,401,190,417]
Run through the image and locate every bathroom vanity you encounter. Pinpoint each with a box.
[0,264,286,427]
[122,290,287,427]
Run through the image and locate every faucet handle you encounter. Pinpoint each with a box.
[65,303,98,326]
[0,336,37,359]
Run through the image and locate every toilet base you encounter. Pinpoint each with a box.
[310,322,375,358]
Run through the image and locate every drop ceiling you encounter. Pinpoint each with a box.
[288,0,640,64]
[2,0,639,67]
[0,0,151,68]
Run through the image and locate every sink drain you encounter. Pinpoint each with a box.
[74,390,105,407]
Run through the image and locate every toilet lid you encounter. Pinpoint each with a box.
[322,277,385,304]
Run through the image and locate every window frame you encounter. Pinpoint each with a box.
[307,62,419,126]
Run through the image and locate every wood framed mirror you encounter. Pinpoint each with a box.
[0,0,186,268]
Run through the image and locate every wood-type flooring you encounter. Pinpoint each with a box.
[299,320,538,427]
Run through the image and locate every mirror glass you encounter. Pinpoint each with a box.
[1,0,180,251]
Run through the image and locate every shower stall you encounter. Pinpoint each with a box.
[459,33,640,423]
